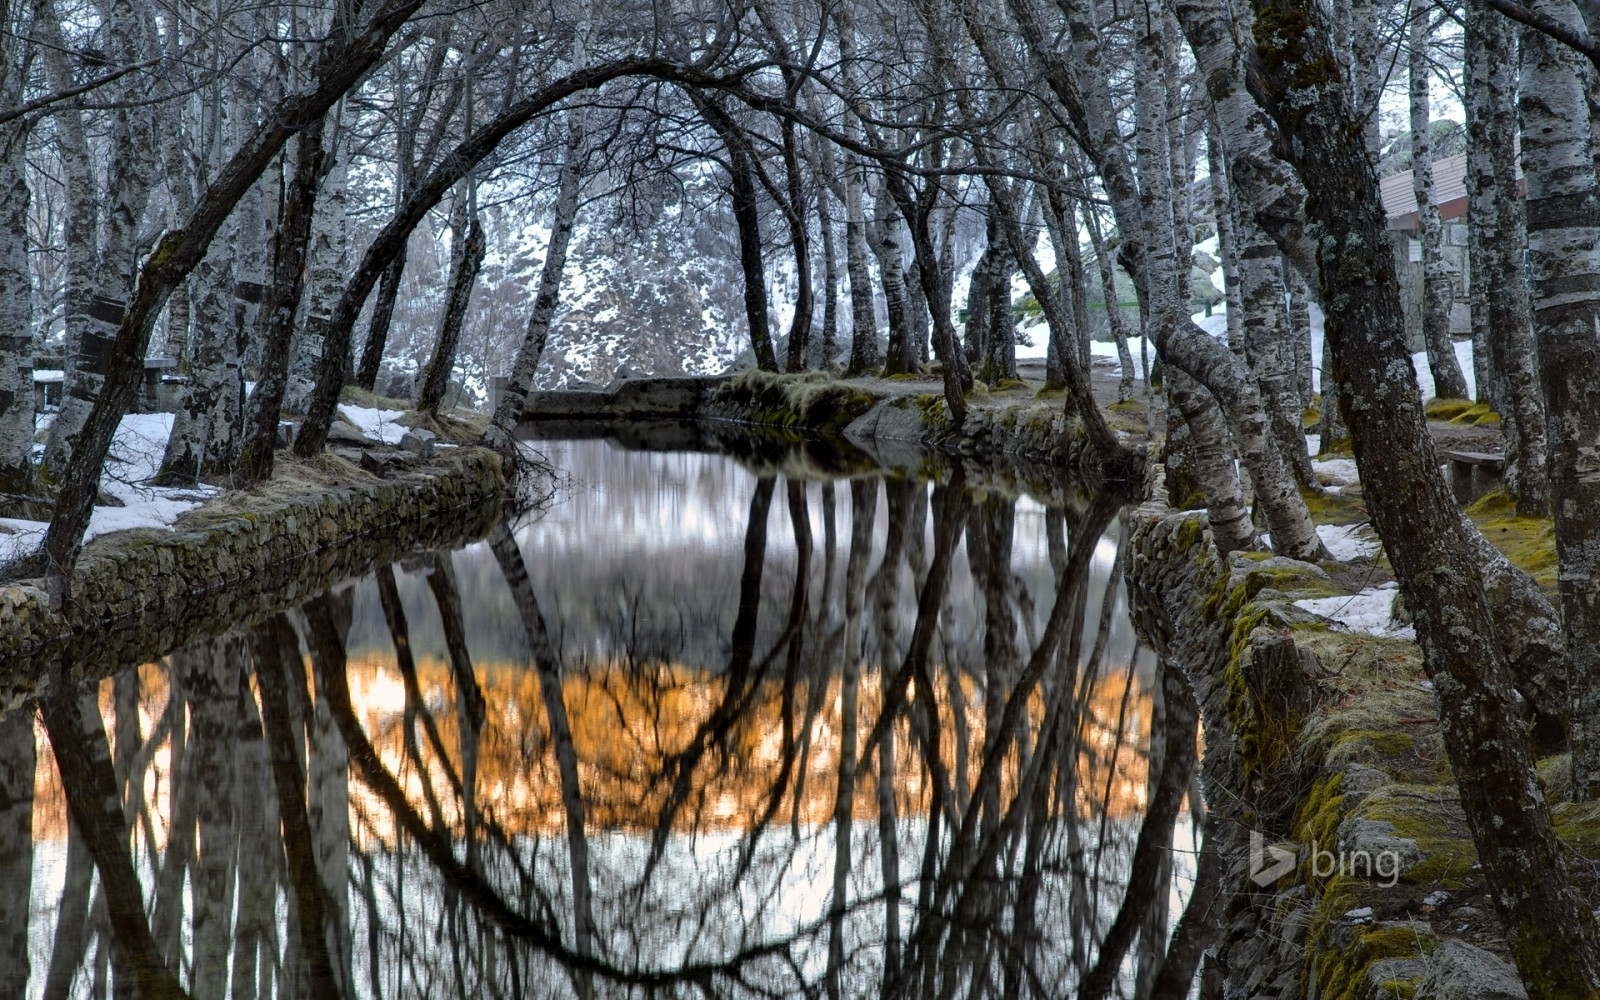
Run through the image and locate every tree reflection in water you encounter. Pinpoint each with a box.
[8,439,1217,999]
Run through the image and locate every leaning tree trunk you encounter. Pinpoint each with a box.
[34,0,429,598]
[1519,1,1600,806]
[1064,5,1324,558]
[1466,0,1548,514]
[238,126,327,483]
[1250,2,1600,993]
[692,94,776,372]
[1409,8,1471,401]
[1167,368,1258,553]
[416,192,486,414]
[483,112,584,455]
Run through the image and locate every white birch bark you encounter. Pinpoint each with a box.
[1518,0,1600,802]
[41,0,160,484]
[286,116,350,414]
[1466,0,1548,513]
[1409,9,1470,400]
[0,4,33,500]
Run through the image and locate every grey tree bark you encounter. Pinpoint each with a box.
[40,0,161,487]
[1466,0,1549,514]
[1519,1,1600,805]
[1249,1,1600,991]
[483,108,586,457]
[416,191,486,414]
[1409,9,1471,401]
[0,4,33,503]
[285,111,351,413]
[1020,0,1325,558]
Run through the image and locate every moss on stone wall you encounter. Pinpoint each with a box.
[0,447,502,697]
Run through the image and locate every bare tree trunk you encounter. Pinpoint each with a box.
[286,114,351,413]
[40,0,160,487]
[238,126,326,482]
[978,210,1017,384]
[0,8,33,501]
[1037,1,1324,557]
[694,94,776,373]
[1084,208,1138,392]
[159,228,241,483]
[1167,368,1258,553]
[0,707,33,996]
[781,119,815,371]
[35,0,428,594]
[1286,260,1315,408]
[417,192,485,414]
[870,195,917,375]
[1237,215,1316,486]
[964,241,993,370]
[1251,3,1600,992]
[1409,9,1471,401]
[483,112,584,455]
[817,171,841,369]
[1466,0,1548,513]
[1519,3,1600,805]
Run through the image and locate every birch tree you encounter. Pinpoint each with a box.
[1409,7,1471,401]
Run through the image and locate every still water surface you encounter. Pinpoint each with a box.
[0,436,1197,998]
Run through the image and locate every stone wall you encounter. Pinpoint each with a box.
[0,447,503,701]
[696,370,1141,488]
[1126,478,1556,1000]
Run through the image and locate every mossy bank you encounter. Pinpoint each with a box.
[0,447,503,702]
[701,369,1147,483]
[1127,472,1597,1000]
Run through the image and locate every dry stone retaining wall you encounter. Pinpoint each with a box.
[0,447,503,699]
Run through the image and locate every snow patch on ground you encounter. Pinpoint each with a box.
[341,406,409,445]
[0,413,215,565]
[1294,582,1415,639]
[1317,522,1379,561]
[1313,457,1360,485]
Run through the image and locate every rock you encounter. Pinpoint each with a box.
[1419,940,1527,1000]
[327,420,376,446]
[399,432,435,460]
[1337,816,1422,880]
[276,421,298,449]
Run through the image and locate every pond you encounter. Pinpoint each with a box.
[0,433,1198,999]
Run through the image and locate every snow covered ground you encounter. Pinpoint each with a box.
[0,413,216,564]
[1294,582,1415,640]
[341,405,409,445]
